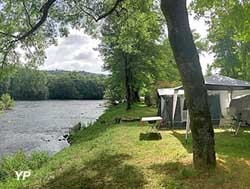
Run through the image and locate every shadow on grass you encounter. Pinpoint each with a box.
[171,130,192,153]
[150,158,250,188]
[39,152,146,189]
[149,161,197,188]
[171,129,250,158]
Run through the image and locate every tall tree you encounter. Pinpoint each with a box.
[191,0,250,80]
[99,0,169,110]
[160,0,216,169]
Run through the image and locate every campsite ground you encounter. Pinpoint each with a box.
[1,103,250,189]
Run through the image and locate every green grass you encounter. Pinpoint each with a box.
[1,103,250,188]
[0,151,49,185]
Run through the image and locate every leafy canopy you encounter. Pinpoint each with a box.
[0,0,125,67]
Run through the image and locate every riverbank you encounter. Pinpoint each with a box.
[1,103,250,188]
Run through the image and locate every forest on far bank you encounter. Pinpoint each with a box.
[0,68,105,100]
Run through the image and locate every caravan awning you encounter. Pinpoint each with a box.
[157,88,174,96]
[157,88,184,96]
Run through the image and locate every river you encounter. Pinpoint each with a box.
[0,100,106,157]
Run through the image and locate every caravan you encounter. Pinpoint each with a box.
[158,75,250,130]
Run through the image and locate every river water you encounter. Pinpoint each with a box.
[0,100,106,157]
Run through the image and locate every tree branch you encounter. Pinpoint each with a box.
[11,0,57,43]
[1,0,56,66]
[22,0,33,29]
[1,0,124,66]
[74,0,125,22]
[0,31,18,38]
[96,0,125,21]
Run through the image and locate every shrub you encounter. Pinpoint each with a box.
[0,101,5,111]
[0,94,14,110]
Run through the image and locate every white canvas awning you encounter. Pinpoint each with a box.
[157,87,184,96]
[157,88,175,96]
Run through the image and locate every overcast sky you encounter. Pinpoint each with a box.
[40,1,213,74]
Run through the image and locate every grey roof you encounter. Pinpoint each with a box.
[204,75,250,90]
[170,75,250,91]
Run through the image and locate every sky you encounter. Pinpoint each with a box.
[40,1,214,75]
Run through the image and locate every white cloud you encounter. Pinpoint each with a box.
[40,29,104,74]
[41,3,214,75]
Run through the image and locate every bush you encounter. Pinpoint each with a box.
[0,101,5,111]
[0,151,49,182]
[0,94,14,110]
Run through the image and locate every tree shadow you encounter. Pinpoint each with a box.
[171,129,250,158]
[171,130,192,153]
[149,161,196,188]
[39,152,146,189]
[149,158,250,188]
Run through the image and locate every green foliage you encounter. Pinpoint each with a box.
[0,102,5,112]
[99,0,180,103]
[191,0,250,80]
[5,68,49,100]
[0,68,105,100]
[1,93,14,110]
[0,0,121,67]
[0,0,182,105]
[144,92,154,107]
[47,72,105,100]
[0,93,14,111]
[0,151,49,182]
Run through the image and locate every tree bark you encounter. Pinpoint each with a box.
[132,89,140,102]
[242,43,247,80]
[125,54,132,110]
[161,0,216,169]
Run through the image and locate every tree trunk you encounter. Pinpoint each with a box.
[242,44,247,80]
[125,54,132,110]
[161,0,216,169]
[132,89,140,102]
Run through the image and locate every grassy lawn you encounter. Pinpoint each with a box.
[1,103,250,188]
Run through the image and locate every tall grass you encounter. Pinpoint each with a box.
[0,151,49,183]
